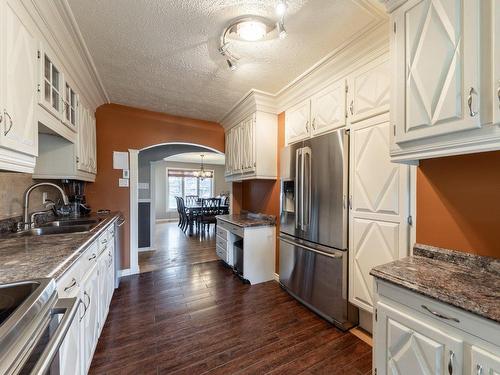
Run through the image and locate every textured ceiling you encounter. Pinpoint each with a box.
[68,0,384,121]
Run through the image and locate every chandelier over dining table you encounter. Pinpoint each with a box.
[193,154,213,179]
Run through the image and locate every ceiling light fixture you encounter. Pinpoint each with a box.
[193,155,213,179]
[218,10,290,70]
[276,0,288,17]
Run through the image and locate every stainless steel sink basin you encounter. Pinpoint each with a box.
[6,225,94,238]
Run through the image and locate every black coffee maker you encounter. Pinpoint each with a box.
[61,180,92,216]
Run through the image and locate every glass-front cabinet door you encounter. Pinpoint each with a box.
[63,80,78,130]
[38,45,63,120]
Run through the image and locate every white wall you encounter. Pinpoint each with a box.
[152,160,229,220]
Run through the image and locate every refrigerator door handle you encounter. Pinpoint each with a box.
[300,147,306,231]
[302,146,312,231]
[295,148,302,229]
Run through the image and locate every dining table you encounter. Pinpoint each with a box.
[184,200,230,233]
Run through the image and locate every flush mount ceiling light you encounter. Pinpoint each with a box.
[219,2,289,71]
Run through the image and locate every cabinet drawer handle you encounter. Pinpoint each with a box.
[468,87,478,117]
[349,100,354,115]
[421,305,459,322]
[88,253,97,261]
[305,120,309,132]
[64,278,77,292]
[448,350,455,374]
[476,364,483,375]
[312,118,316,130]
[3,110,13,136]
[101,238,108,244]
[80,292,90,321]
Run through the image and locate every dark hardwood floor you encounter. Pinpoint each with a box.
[90,222,372,375]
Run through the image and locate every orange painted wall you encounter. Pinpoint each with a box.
[86,103,224,269]
[233,112,285,271]
[417,151,500,258]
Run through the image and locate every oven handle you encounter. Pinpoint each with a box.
[29,297,79,375]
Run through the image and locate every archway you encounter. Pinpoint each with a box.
[128,142,226,275]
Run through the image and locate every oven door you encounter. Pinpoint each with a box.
[17,297,79,375]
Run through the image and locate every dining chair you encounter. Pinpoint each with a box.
[185,195,199,207]
[177,197,191,232]
[198,198,221,232]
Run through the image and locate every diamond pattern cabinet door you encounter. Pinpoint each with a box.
[471,346,500,375]
[493,1,500,125]
[224,130,232,176]
[393,0,480,143]
[349,115,409,312]
[347,56,390,124]
[310,79,346,136]
[77,106,89,173]
[285,99,310,144]
[375,302,463,375]
[241,115,255,173]
[1,0,37,156]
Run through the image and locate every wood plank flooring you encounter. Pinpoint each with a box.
[90,223,372,375]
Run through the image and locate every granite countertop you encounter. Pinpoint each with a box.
[0,212,121,284]
[216,212,276,228]
[370,244,500,323]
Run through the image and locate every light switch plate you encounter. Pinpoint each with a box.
[119,178,129,187]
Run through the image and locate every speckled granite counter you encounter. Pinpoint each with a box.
[0,212,121,284]
[216,213,276,228]
[370,244,500,323]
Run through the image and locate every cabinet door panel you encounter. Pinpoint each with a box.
[494,1,500,125]
[394,0,480,143]
[59,309,82,375]
[348,58,390,123]
[82,265,99,373]
[242,116,255,172]
[375,302,463,375]
[311,80,346,136]
[285,100,310,144]
[349,116,409,312]
[1,0,37,156]
[472,346,500,375]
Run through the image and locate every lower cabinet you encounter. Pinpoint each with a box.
[81,263,99,374]
[375,301,463,375]
[56,221,117,375]
[374,280,500,375]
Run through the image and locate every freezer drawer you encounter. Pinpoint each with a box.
[279,236,358,330]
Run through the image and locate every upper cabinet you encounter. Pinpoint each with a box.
[0,0,38,172]
[225,112,277,181]
[38,46,64,121]
[285,79,347,144]
[346,56,390,123]
[384,0,500,163]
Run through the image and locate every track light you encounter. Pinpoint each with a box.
[276,0,287,17]
[226,58,237,71]
[277,19,287,39]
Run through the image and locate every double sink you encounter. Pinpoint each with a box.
[6,217,103,238]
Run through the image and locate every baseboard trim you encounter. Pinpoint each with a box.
[274,273,279,282]
[118,266,140,278]
[138,246,154,252]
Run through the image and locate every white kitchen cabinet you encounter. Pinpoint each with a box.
[285,99,310,144]
[58,309,82,375]
[471,346,500,375]
[349,113,409,313]
[38,44,64,121]
[375,301,464,375]
[62,78,79,130]
[347,55,390,124]
[97,251,108,331]
[392,0,480,144]
[81,261,99,374]
[77,106,97,174]
[0,0,38,169]
[225,111,277,182]
[311,79,347,136]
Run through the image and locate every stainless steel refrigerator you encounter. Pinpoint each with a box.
[279,128,358,330]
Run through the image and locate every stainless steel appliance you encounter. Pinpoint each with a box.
[279,128,358,330]
[0,279,79,375]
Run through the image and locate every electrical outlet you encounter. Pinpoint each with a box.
[42,192,48,204]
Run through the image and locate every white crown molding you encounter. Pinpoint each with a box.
[22,0,108,111]
[219,0,390,127]
[220,90,278,130]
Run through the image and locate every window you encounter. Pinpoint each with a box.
[167,169,214,210]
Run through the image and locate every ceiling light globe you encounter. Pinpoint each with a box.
[236,20,267,41]
[276,1,287,17]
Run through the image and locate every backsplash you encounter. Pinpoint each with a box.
[0,172,61,221]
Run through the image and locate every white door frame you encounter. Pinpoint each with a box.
[128,143,224,275]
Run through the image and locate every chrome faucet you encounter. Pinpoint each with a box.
[22,182,69,230]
